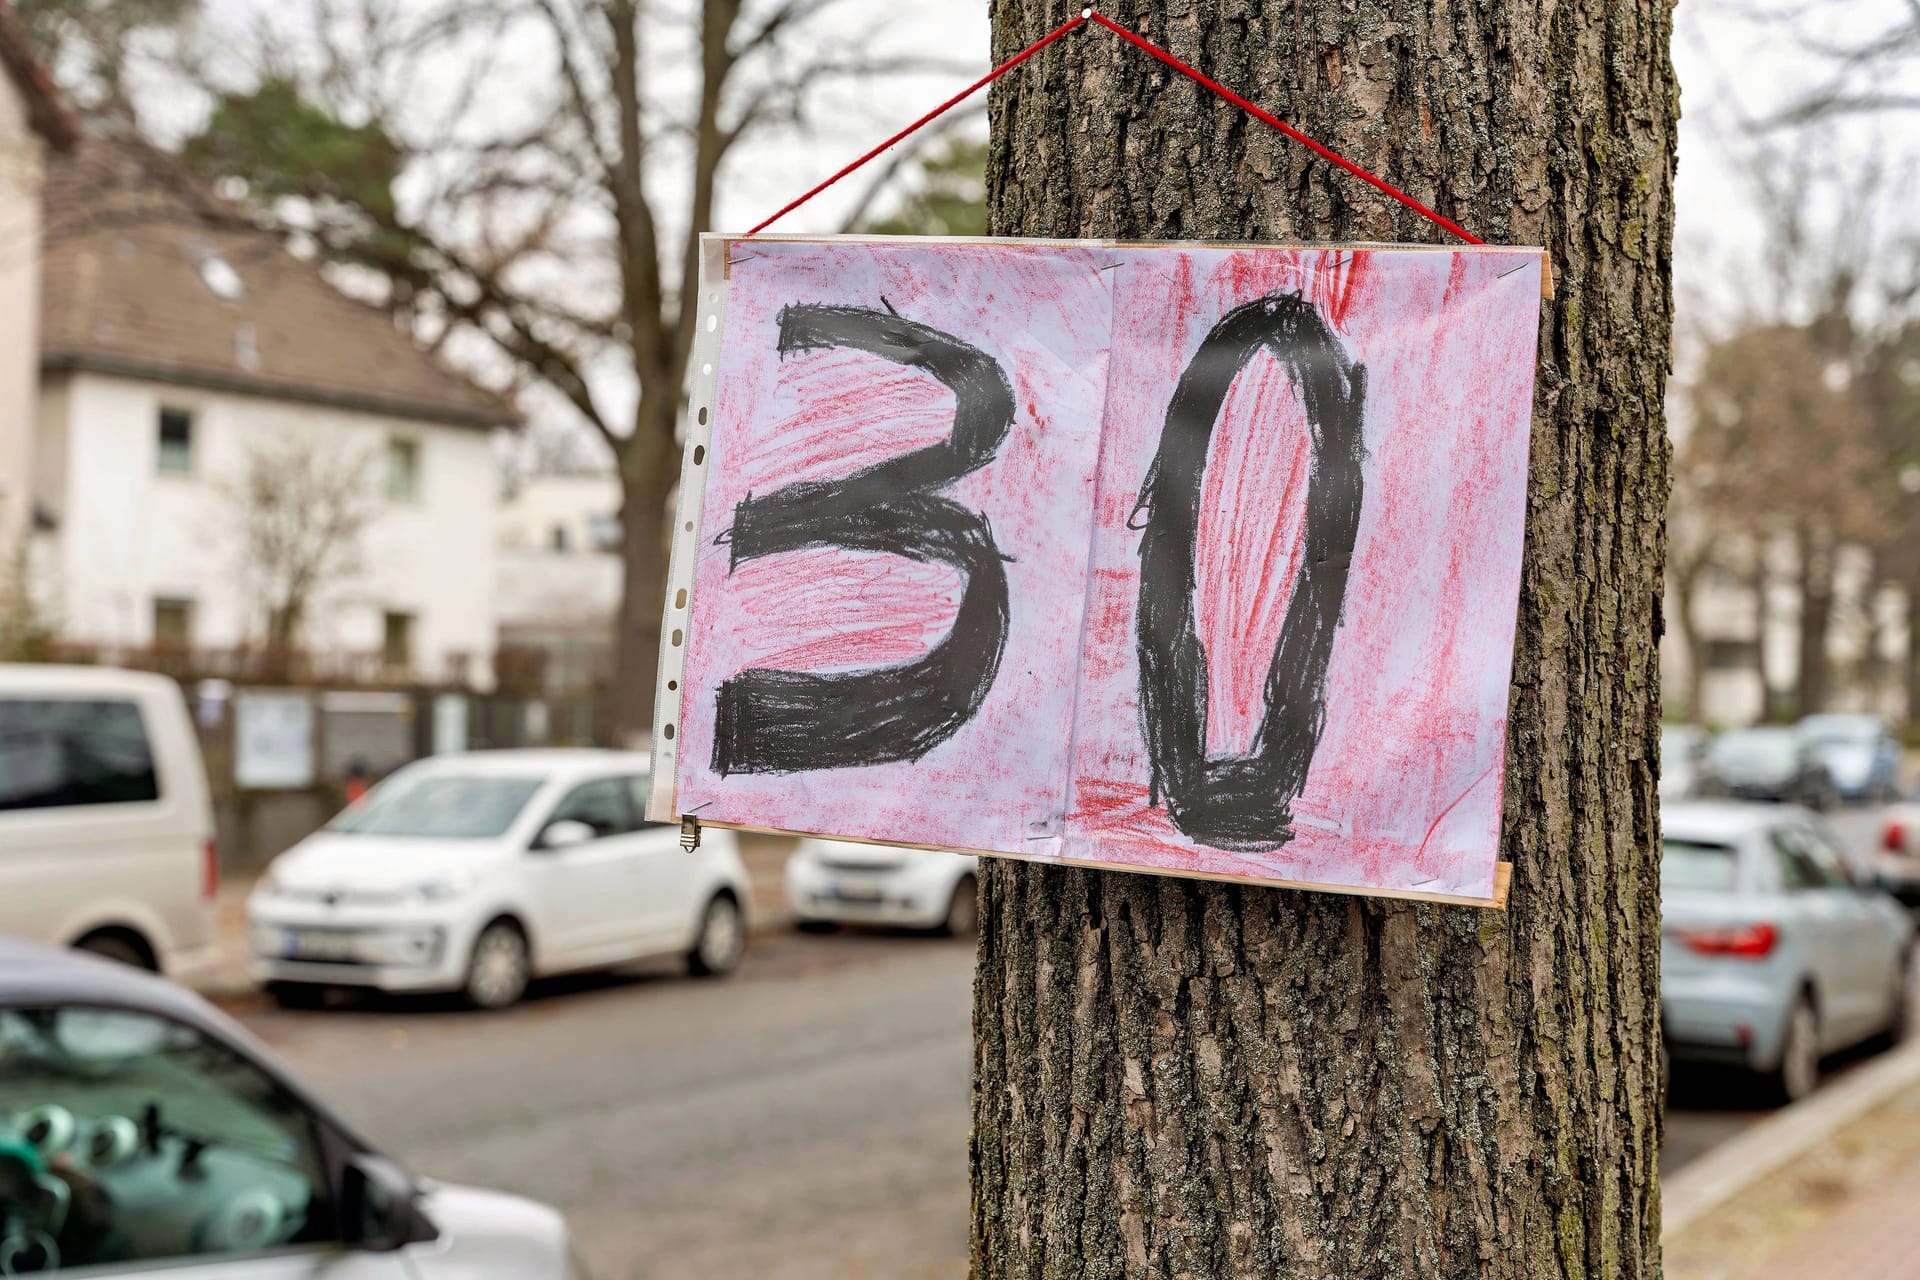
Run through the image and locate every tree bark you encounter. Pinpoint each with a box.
[974,2,1674,1277]
[1794,524,1833,716]
[612,393,682,746]
[1752,547,1777,723]
[1669,551,1706,723]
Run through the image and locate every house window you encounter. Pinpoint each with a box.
[586,513,621,552]
[387,437,420,501]
[382,611,415,670]
[157,407,194,474]
[152,597,194,649]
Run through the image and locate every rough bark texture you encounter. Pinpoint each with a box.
[972,3,1674,1278]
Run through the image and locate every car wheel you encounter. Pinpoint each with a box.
[941,875,979,937]
[73,931,154,971]
[1768,994,1821,1104]
[464,921,531,1010]
[689,895,744,977]
[266,981,328,1010]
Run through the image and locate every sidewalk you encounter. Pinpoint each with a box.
[193,834,801,999]
[1664,1052,1920,1280]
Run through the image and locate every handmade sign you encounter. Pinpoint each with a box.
[650,234,1544,907]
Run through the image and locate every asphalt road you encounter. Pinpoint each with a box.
[227,930,978,1280]
[212,804,1899,1274]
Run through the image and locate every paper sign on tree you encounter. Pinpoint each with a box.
[649,234,1544,908]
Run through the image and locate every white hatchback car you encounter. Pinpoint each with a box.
[248,751,750,1008]
[785,839,979,934]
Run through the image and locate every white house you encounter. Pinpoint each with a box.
[0,5,73,566]
[32,134,516,684]
[496,471,622,696]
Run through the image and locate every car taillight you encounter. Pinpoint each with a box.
[1673,922,1777,958]
[201,839,219,902]
[1886,820,1906,853]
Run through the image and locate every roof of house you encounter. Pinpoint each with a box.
[0,2,76,148]
[39,133,516,430]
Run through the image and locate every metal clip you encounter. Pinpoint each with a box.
[679,816,702,852]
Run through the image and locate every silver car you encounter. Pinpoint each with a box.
[1662,801,1915,1102]
[0,939,578,1276]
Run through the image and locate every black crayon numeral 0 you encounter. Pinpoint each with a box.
[1133,293,1367,852]
[712,303,1015,776]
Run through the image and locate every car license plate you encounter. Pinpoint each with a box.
[823,878,883,904]
[285,930,357,961]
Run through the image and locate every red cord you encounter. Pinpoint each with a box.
[746,13,1087,236]
[746,9,1480,246]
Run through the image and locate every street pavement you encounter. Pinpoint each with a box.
[206,805,1898,1275]
[223,928,978,1280]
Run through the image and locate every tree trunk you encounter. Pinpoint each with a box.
[1795,524,1832,716]
[1670,554,1706,724]
[974,3,1674,1277]
[1907,576,1920,724]
[611,393,683,747]
[1752,546,1777,723]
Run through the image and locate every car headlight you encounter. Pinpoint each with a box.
[410,872,479,903]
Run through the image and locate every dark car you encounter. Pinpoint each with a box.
[1700,727,1839,810]
[1797,714,1902,804]
[0,939,574,1277]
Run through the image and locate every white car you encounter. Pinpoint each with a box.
[785,839,979,933]
[0,665,218,979]
[2,937,578,1277]
[248,750,751,1008]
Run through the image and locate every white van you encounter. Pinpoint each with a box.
[0,665,218,977]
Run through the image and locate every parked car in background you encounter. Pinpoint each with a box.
[1661,801,1915,1102]
[1796,713,1902,804]
[786,839,979,934]
[1698,726,1838,810]
[0,939,578,1276]
[1875,792,1920,908]
[248,750,751,1009]
[1660,724,1708,802]
[0,665,217,978]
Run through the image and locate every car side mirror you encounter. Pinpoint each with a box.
[340,1153,426,1252]
[536,819,596,852]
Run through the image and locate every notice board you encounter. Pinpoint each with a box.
[650,235,1545,907]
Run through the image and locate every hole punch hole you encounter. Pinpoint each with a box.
[706,314,718,332]
[702,363,713,376]
[671,628,683,647]
[674,588,688,609]
[684,521,694,532]
[663,724,675,741]
[698,406,708,425]
[692,445,706,465]
[668,679,678,691]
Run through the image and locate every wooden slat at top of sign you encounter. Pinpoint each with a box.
[652,234,1542,909]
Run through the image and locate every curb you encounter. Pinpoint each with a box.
[1662,1039,1920,1240]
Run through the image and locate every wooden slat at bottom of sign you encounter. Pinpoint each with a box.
[693,817,1514,910]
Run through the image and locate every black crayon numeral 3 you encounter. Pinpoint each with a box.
[1133,293,1367,852]
[712,303,1015,776]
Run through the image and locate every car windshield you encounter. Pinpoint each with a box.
[330,773,545,839]
[1661,838,1740,894]
[1799,715,1878,747]
[1708,729,1797,771]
